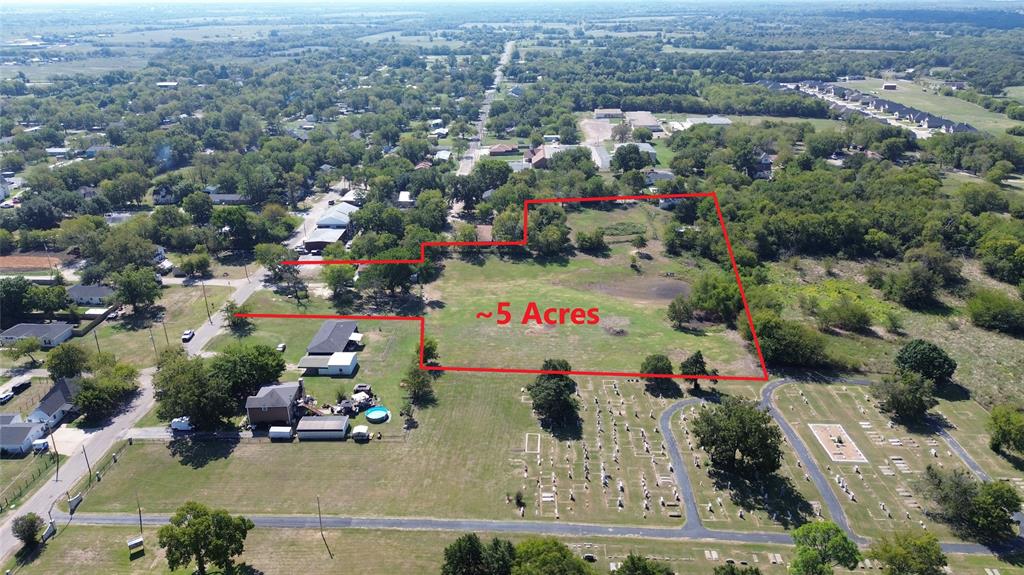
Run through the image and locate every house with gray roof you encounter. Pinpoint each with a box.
[28,379,79,428]
[306,320,359,355]
[68,284,115,306]
[245,382,304,427]
[0,323,73,349]
[0,414,46,454]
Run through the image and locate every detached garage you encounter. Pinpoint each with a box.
[298,352,358,376]
[296,416,350,441]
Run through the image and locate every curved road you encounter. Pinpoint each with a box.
[59,378,1023,557]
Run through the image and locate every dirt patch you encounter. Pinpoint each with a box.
[588,277,689,305]
[0,253,65,271]
[579,118,613,145]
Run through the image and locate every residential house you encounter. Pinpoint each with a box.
[28,379,79,428]
[507,85,524,98]
[643,168,676,187]
[302,228,345,252]
[433,150,452,163]
[489,144,518,156]
[316,202,360,230]
[0,414,46,455]
[45,148,70,158]
[753,152,774,180]
[75,185,99,200]
[67,284,114,306]
[397,191,415,208]
[245,382,304,428]
[297,320,362,376]
[0,323,73,349]
[542,134,560,144]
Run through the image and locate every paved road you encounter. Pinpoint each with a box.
[457,40,514,176]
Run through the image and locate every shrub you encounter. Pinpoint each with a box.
[966,289,1024,336]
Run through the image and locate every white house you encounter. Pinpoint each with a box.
[67,284,115,306]
[316,202,360,229]
[28,379,79,428]
[0,414,46,455]
[0,323,73,349]
[396,191,414,208]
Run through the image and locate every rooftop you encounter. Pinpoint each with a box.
[296,415,350,432]
[245,382,302,410]
[307,320,358,355]
[1,323,73,340]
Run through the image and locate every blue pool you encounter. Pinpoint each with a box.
[364,406,390,424]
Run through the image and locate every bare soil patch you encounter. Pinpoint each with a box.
[588,276,689,305]
[0,253,66,271]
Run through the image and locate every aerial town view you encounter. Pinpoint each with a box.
[2,0,1024,573]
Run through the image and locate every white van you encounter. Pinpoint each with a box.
[170,417,193,432]
[350,425,370,442]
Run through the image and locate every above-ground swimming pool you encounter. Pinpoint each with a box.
[364,406,390,424]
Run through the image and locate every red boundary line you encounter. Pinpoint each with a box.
[242,193,769,381]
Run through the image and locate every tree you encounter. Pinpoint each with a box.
[356,248,415,293]
[987,403,1024,454]
[612,122,631,143]
[157,501,254,575]
[894,340,957,384]
[966,288,1024,336]
[692,397,783,476]
[182,192,214,225]
[110,265,161,311]
[441,533,514,575]
[0,276,33,322]
[790,521,861,575]
[404,361,434,406]
[867,531,947,575]
[632,126,654,143]
[75,361,139,423]
[690,272,742,324]
[513,537,594,575]
[254,242,292,282]
[919,464,1023,541]
[208,342,285,400]
[679,350,714,389]
[741,310,829,367]
[871,370,937,422]
[27,285,69,319]
[47,342,89,380]
[422,336,440,365]
[154,349,234,429]
[616,553,673,575]
[11,513,44,548]
[526,359,580,429]
[5,337,41,365]
[640,354,673,381]
[222,301,253,335]
[575,229,607,254]
[612,144,651,173]
[666,293,694,329]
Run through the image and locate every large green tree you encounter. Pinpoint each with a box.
[867,531,947,575]
[789,521,861,575]
[110,265,161,311]
[441,533,515,575]
[988,403,1024,454]
[615,553,674,575]
[894,340,957,384]
[157,501,254,575]
[47,342,90,380]
[11,513,44,548]
[526,359,580,430]
[208,342,285,400]
[154,349,234,429]
[871,370,937,422]
[692,397,783,476]
[513,537,594,575]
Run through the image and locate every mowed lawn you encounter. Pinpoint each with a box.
[94,285,232,367]
[426,205,760,377]
[838,78,1024,136]
[11,525,1023,575]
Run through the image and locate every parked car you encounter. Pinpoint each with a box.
[0,391,14,405]
[170,416,193,432]
[181,329,195,342]
[11,381,31,394]
[276,343,286,352]
[295,246,308,255]
[327,199,336,205]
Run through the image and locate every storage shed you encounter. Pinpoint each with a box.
[296,416,350,441]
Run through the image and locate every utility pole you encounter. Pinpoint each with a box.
[136,492,144,535]
[82,446,93,483]
[51,434,59,482]
[200,278,212,324]
[161,321,169,345]
[242,261,250,281]
[148,326,158,357]
[317,495,333,558]
[92,330,101,354]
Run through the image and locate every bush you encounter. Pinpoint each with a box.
[816,295,872,332]
[741,309,829,367]
[575,229,607,254]
[12,513,44,547]
[965,288,1024,336]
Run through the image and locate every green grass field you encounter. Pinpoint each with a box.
[94,285,232,367]
[11,524,1024,575]
[838,79,1024,136]
[425,204,760,377]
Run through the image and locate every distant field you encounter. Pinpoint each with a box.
[357,31,465,49]
[1005,85,1024,103]
[838,78,1024,136]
